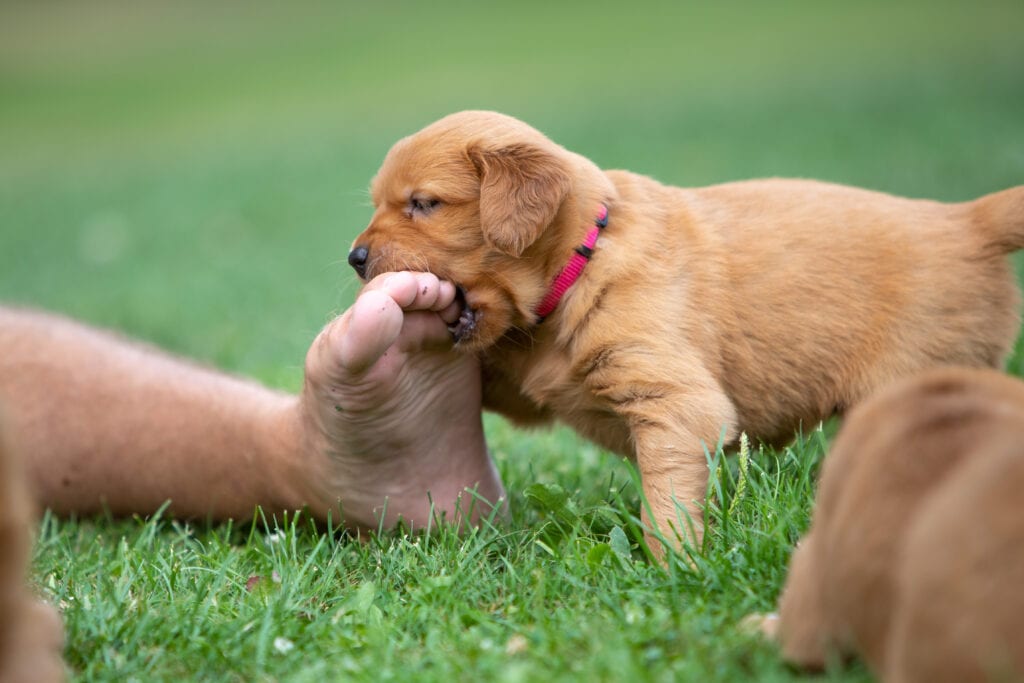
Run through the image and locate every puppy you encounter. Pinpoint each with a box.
[764,367,1024,682]
[349,110,1024,553]
[0,418,65,683]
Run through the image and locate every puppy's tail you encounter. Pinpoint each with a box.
[971,185,1024,255]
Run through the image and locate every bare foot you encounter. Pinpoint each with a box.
[296,272,506,531]
[1,275,501,532]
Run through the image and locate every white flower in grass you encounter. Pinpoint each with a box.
[273,637,295,654]
[505,634,529,655]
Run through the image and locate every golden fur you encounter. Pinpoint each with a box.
[0,418,64,683]
[351,110,1024,552]
[766,367,1024,682]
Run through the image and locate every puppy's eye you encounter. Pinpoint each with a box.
[409,197,441,216]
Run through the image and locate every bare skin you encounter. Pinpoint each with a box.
[0,271,505,531]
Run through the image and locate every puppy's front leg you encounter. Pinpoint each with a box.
[588,353,737,558]
[632,407,735,558]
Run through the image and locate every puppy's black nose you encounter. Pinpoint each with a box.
[348,245,369,279]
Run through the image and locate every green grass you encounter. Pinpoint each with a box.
[3,0,1023,680]
[38,430,847,683]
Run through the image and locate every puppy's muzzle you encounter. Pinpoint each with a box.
[448,285,478,344]
[348,245,369,279]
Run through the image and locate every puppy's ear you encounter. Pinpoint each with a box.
[467,143,572,257]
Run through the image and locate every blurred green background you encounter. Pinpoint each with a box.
[2,0,1022,389]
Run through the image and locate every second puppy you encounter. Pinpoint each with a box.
[765,367,1024,682]
[349,110,1024,553]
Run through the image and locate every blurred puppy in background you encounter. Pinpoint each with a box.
[0,418,65,683]
[762,367,1024,682]
[349,109,1024,555]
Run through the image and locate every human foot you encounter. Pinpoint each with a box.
[295,272,505,531]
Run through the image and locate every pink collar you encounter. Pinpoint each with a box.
[534,204,609,322]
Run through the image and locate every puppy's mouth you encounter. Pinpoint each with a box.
[447,285,478,344]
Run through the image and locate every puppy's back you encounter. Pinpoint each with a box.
[685,180,1023,442]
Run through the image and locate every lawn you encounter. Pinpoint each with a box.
[2,1,1023,680]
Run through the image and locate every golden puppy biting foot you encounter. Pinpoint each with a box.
[0,421,65,683]
[769,367,1024,682]
[349,110,1024,556]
